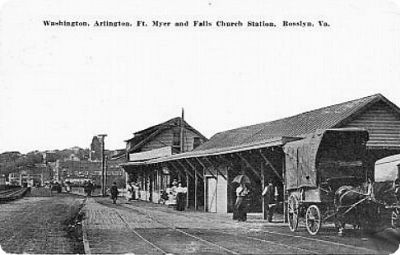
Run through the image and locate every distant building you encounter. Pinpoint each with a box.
[58,153,126,187]
[8,164,52,186]
[90,136,102,161]
[42,151,57,163]
[68,154,80,161]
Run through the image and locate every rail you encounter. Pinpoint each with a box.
[0,187,30,203]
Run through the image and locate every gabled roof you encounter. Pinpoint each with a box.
[125,117,207,153]
[123,94,400,166]
[194,93,400,152]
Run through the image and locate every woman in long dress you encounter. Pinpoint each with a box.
[176,183,187,211]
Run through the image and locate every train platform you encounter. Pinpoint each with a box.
[1,193,398,254]
[81,197,398,254]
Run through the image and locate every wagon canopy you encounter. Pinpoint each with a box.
[283,128,369,190]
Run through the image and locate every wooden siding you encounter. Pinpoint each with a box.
[141,129,174,152]
[342,101,400,148]
[182,129,205,152]
[140,128,206,152]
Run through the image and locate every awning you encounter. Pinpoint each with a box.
[147,136,301,164]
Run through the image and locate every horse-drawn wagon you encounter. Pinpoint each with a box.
[283,128,381,235]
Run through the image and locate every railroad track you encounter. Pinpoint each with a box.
[97,201,240,254]
[0,188,29,203]
[119,202,383,254]
[95,200,320,254]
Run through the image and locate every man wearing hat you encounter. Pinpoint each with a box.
[262,179,276,222]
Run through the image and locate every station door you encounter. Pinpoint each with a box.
[206,177,217,212]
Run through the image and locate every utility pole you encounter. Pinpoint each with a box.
[180,108,185,153]
[180,108,190,208]
[98,134,107,196]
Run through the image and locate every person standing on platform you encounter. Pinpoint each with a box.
[233,183,249,221]
[110,182,119,204]
[65,181,71,193]
[87,181,93,197]
[83,181,88,196]
[175,182,187,211]
[262,179,276,222]
[128,182,136,200]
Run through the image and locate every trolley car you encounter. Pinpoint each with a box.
[283,128,381,235]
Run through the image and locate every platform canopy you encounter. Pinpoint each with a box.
[146,136,300,164]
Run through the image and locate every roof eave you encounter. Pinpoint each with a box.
[146,136,302,164]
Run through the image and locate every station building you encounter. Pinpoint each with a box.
[122,94,400,216]
[121,117,208,203]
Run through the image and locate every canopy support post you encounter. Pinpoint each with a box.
[185,159,202,211]
[176,160,191,209]
[261,161,267,220]
[282,155,287,223]
[194,157,209,212]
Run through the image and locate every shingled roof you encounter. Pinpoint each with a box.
[126,93,400,165]
[194,93,400,152]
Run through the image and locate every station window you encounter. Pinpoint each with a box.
[193,137,201,149]
[173,129,180,147]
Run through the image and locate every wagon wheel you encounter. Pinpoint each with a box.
[392,209,400,229]
[288,194,299,232]
[305,205,322,235]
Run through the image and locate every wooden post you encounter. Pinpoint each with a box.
[184,159,199,211]
[203,167,207,212]
[261,161,267,220]
[185,158,205,211]
[282,154,287,223]
[157,168,161,201]
[144,168,148,200]
[176,160,190,209]
[180,108,185,153]
[186,171,189,209]
[194,166,198,210]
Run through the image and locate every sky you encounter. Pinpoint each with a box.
[0,0,400,153]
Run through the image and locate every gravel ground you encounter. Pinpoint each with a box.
[0,194,85,254]
[1,195,398,254]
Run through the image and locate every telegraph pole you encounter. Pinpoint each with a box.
[180,108,184,153]
[98,134,107,196]
[180,108,190,208]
